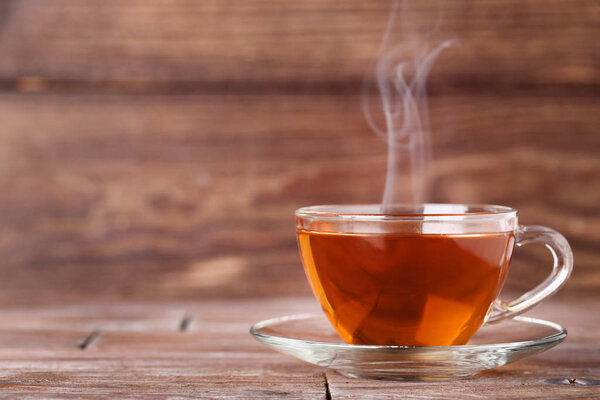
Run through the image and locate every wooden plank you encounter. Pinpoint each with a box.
[0,330,86,351]
[303,299,600,399]
[0,92,597,303]
[0,298,321,336]
[0,0,597,91]
[0,298,327,399]
[0,357,327,399]
[0,303,185,333]
[0,298,596,398]
[326,355,600,399]
[327,299,600,398]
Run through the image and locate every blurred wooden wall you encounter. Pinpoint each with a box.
[0,0,597,305]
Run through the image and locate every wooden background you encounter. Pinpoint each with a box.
[0,0,598,305]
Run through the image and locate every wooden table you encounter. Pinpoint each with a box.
[0,297,597,399]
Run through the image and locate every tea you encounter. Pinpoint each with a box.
[297,230,515,346]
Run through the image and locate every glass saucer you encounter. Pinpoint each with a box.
[250,314,566,381]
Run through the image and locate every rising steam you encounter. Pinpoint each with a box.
[363,0,454,209]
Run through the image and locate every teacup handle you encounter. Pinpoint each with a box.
[487,225,573,323]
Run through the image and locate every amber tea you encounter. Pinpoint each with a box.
[298,230,515,346]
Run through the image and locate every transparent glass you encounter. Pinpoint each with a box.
[295,204,573,346]
[250,313,567,380]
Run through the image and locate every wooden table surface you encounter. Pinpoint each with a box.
[0,296,597,399]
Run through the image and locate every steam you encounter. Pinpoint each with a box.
[363,0,454,209]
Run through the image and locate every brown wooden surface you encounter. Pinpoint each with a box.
[0,297,596,399]
[0,91,598,304]
[0,0,598,303]
[0,0,597,89]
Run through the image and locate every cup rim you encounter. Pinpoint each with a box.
[295,203,517,221]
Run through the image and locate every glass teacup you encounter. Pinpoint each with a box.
[296,204,573,346]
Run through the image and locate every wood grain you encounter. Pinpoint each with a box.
[327,298,600,399]
[0,297,596,398]
[0,0,597,92]
[0,1,596,398]
[0,92,598,303]
[0,0,597,303]
[0,298,328,399]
